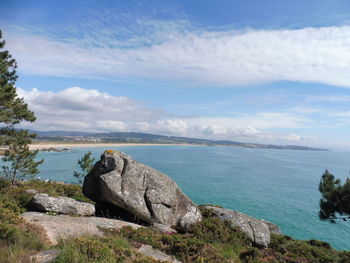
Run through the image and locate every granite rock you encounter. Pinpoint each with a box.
[137,244,181,263]
[30,193,95,216]
[22,212,142,245]
[203,206,280,247]
[83,150,202,231]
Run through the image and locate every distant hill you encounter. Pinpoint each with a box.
[33,130,328,151]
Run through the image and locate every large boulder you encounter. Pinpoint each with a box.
[30,193,95,216]
[203,206,281,247]
[83,150,202,231]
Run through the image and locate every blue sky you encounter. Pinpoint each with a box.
[1,0,350,149]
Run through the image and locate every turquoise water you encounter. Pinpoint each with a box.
[5,145,350,250]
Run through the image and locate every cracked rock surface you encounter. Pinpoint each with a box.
[83,150,202,231]
[22,212,142,245]
[203,206,281,247]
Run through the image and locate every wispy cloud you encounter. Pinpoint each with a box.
[330,111,350,117]
[17,87,313,144]
[4,23,350,87]
[307,95,350,102]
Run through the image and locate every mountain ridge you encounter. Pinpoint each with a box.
[31,130,328,151]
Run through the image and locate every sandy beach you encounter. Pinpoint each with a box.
[28,142,191,151]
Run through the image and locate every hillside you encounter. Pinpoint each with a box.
[1,178,349,263]
[33,130,328,151]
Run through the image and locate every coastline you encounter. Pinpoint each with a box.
[28,142,194,151]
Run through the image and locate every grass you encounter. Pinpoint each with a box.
[0,177,93,204]
[1,177,350,263]
[0,191,47,263]
[116,207,350,263]
[54,235,162,263]
[0,178,90,263]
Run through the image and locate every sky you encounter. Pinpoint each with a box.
[1,0,350,149]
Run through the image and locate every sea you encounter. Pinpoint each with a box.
[5,145,350,250]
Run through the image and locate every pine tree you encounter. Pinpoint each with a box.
[319,170,350,223]
[73,151,95,184]
[0,30,43,184]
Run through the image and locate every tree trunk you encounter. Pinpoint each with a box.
[11,170,16,185]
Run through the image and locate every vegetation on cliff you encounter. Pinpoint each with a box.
[1,178,350,263]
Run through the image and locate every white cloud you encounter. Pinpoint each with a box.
[184,114,310,131]
[4,25,350,87]
[17,87,166,132]
[16,87,314,145]
[154,119,188,135]
[95,121,128,131]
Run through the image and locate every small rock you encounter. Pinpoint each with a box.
[138,244,181,263]
[30,193,95,216]
[151,223,177,234]
[29,249,60,263]
[25,189,38,194]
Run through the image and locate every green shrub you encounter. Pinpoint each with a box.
[338,251,350,263]
[308,239,332,249]
[0,179,94,206]
[25,180,93,203]
[0,177,11,189]
[0,197,23,224]
[0,223,19,244]
[55,237,115,263]
[119,219,245,263]
[119,226,162,249]
[268,234,350,263]
[190,216,249,246]
[54,235,160,263]
[161,234,224,262]
[0,223,46,250]
[239,247,261,262]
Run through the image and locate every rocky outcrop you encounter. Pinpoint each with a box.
[262,220,282,235]
[30,193,95,216]
[40,147,70,153]
[22,212,142,245]
[83,150,202,232]
[203,206,281,247]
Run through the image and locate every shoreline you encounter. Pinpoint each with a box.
[28,142,195,151]
[0,141,328,154]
